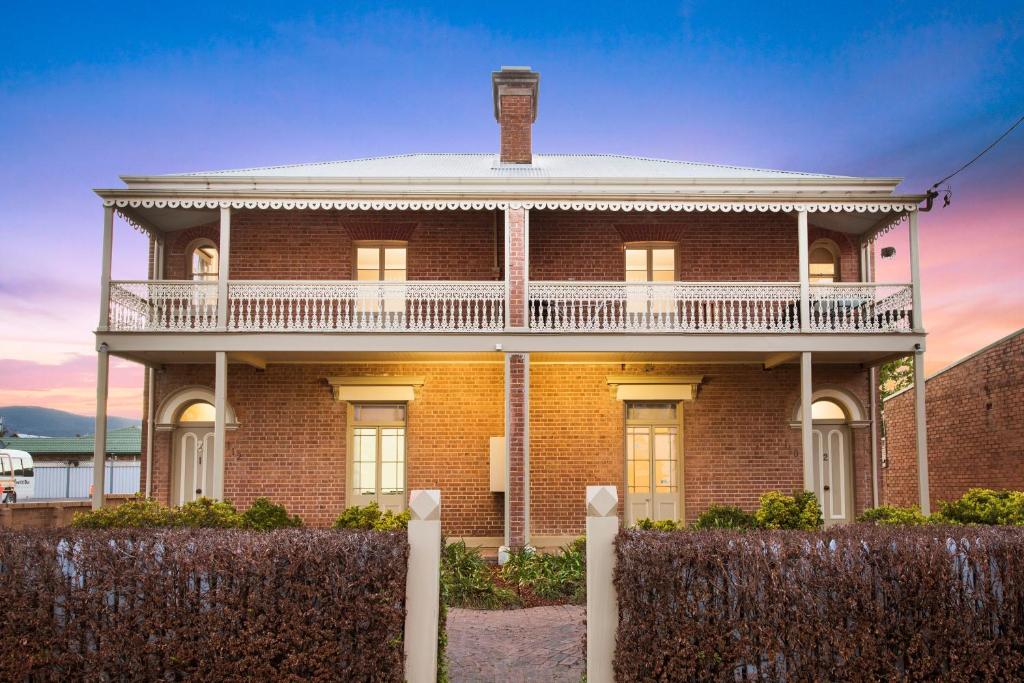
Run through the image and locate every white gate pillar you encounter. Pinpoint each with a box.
[405,489,441,683]
[586,485,619,683]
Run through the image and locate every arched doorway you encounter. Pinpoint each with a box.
[172,401,216,505]
[154,386,238,504]
[794,389,866,527]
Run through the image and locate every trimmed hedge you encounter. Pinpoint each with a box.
[0,528,407,680]
[615,525,1024,680]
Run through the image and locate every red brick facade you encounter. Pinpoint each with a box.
[144,359,873,537]
[882,330,1024,507]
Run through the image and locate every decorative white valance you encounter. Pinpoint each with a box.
[327,376,424,402]
[607,375,704,402]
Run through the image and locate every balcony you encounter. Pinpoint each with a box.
[107,280,913,334]
[107,280,506,332]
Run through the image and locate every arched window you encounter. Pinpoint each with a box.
[187,240,219,281]
[808,240,840,283]
[178,401,216,423]
[810,399,847,421]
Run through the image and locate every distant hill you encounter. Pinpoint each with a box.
[0,406,139,438]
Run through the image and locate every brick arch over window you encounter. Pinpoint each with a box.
[155,385,239,431]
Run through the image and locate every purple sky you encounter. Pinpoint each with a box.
[1,1,1022,417]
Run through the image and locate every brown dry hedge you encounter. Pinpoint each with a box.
[0,528,408,681]
[615,525,1024,681]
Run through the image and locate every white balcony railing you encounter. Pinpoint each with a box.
[227,281,505,332]
[528,282,803,332]
[108,281,218,331]
[809,283,913,332]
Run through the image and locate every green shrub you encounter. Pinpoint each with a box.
[935,488,1024,526]
[634,518,681,531]
[692,505,756,530]
[754,491,823,530]
[240,497,303,530]
[441,540,516,609]
[174,498,242,528]
[71,496,177,529]
[500,538,586,603]
[332,501,411,531]
[858,505,929,526]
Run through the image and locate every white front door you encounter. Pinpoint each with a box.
[812,424,853,526]
[625,402,681,525]
[172,428,214,505]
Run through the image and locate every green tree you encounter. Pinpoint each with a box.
[879,355,914,398]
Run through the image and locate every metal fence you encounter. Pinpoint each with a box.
[33,462,140,500]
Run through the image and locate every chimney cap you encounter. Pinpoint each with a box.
[492,66,539,122]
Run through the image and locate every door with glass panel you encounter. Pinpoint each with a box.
[355,243,408,322]
[625,244,676,323]
[350,404,407,513]
[625,402,680,524]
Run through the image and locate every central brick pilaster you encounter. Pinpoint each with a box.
[505,352,529,547]
[505,207,527,329]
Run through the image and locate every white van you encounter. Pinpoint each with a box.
[0,450,34,503]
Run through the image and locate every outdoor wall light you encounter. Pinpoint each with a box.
[881,246,896,259]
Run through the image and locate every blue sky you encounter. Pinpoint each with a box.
[1,1,1021,415]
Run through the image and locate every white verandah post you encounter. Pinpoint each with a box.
[217,207,231,330]
[914,349,930,514]
[405,489,441,683]
[800,351,814,491]
[213,351,228,500]
[908,209,924,333]
[798,209,810,332]
[92,344,110,510]
[586,485,619,683]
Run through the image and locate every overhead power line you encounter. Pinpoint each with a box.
[930,113,1024,191]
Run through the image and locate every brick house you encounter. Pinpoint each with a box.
[882,327,1024,507]
[91,67,933,548]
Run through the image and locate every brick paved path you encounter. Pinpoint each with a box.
[445,605,584,682]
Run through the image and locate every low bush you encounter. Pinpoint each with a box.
[935,488,1024,525]
[71,495,303,530]
[754,490,823,530]
[614,525,1024,680]
[0,528,408,680]
[333,501,411,531]
[633,518,681,531]
[70,496,176,528]
[858,505,929,526]
[240,497,304,530]
[692,504,757,530]
[500,538,586,604]
[441,540,516,609]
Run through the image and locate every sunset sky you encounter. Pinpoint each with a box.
[1,1,1022,419]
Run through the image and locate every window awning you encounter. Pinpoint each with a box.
[607,375,704,402]
[327,376,424,402]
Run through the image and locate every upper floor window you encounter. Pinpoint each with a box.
[356,243,407,281]
[188,240,219,281]
[625,244,676,282]
[808,240,840,283]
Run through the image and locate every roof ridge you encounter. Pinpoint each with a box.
[168,153,498,177]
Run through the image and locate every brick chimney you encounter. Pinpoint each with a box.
[492,66,540,164]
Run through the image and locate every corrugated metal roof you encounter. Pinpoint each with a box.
[167,153,845,180]
[1,426,142,455]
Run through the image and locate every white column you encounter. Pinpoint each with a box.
[908,210,924,333]
[217,207,231,330]
[97,206,114,331]
[92,345,110,510]
[800,351,814,491]
[586,485,619,683]
[405,490,441,683]
[914,349,930,514]
[798,210,810,332]
[213,351,227,500]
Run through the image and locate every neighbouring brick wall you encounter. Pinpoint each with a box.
[882,331,1024,507]
[150,363,505,534]
[529,363,873,535]
[528,210,861,282]
[162,209,504,281]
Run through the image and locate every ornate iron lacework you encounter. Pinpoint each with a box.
[109,199,916,244]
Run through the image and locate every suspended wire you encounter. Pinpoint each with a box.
[930,113,1024,190]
